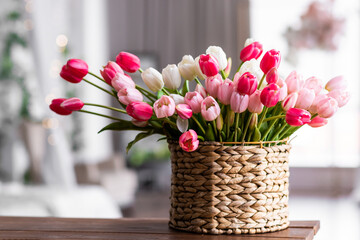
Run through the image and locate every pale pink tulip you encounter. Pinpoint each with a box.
[205,74,223,98]
[153,95,176,118]
[248,90,263,113]
[282,92,298,111]
[309,94,327,114]
[230,92,249,113]
[303,76,323,95]
[327,89,350,108]
[195,84,207,98]
[295,88,315,110]
[176,104,193,119]
[308,116,328,128]
[117,87,143,105]
[112,73,135,91]
[217,78,234,105]
[286,71,304,94]
[201,96,220,121]
[325,75,347,91]
[100,61,124,85]
[277,78,288,101]
[179,129,199,152]
[317,96,339,118]
[184,92,204,113]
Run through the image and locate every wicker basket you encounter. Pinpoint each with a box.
[168,140,291,234]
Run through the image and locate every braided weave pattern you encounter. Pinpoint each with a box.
[168,141,291,234]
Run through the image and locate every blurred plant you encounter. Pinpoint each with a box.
[128,144,170,167]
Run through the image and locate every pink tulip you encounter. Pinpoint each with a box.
[285,71,304,94]
[317,96,339,118]
[285,108,311,126]
[303,76,323,95]
[325,75,347,91]
[217,78,234,105]
[117,87,143,105]
[309,94,327,114]
[327,89,350,108]
[236,72,258,95]
[201,96,220,121]
[248,90,263,113]
[195,84,207,98]
[198,54,219,77]
[116,51,141,73]
[308,116,328,128]
[240,41,263,62]
[60,59,88,83]
[49,98,72,115]
[100,61,124,85]
[260,49,281,74]
[131,118,148,127]
[230,92,249,113]
[154,95,176,118]
[176,104,193,119]
[295,88,315,110]
[224,58,232,77]
[266,67,279,84]
[277,78,288,101]
[282,92,298,111]
[205,74,223,98]
[260,83,280,107]
[60,97,84,111]
[111,73,135,91]
[185,91,204,114]
[179,129,199,152]
[126,102,153,121]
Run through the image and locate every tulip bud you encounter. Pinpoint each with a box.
[176,104,193,119]
[60,97,84,111]
[224,58,232,78]
[162,64,182,90]
[277,78,288,101]
[285,108,311,126]
[309,94,327,114]
[184,91,204,114]
[179,129,199,152]
[117,87,143,105]
[308,116,328,128]
[260,83,280,107]
[216,114,224,130]
[126,102,153,121]
[111,73,136,92]
[201,96,221,121]
[141,67,164,92]
[131,118,148,127]
[282,92,298,111]
[248,90,263,113]
[206,46,227,70]
[100,61,124,85]
[266,67,279,84]
[60,59,88,83]
[303,76,323,95]
[194,56,206,80]
[295,88,315,110]
[116,51,140,73]
[236,72,258,95]
[217,78,234,105]
[240,41,263,62]
[230,92,249,113]
[249,114,258,130]
[178,55,197,81]
[317,96,339,118]
[169,94,185,105]
[154,95,176,118]
[195,84,207,98]
[49,98,72,115]
[177,117,189,133]
[325,75,347,91]
[260,49,281,74]
[286,71,304,94]
[205,74,223,98]
[199,54,219,77]
[327,89,350,108]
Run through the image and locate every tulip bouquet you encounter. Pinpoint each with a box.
[50,39,350,153]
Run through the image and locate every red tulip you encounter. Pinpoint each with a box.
[126,102,153,121]
[49,98,72,115]
[60,98,84,111]
[260,83,280,107]
[179,129,199,152]
[260,49,281,74]
[116,51,141,73]
[240,41,263,62]
[100,61,124,85]
[198,54,219,77]
[60,59,88,83]
[285,108,311,126]
[236,72,258,95]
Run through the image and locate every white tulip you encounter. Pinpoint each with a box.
[239,59,263,83]
[194,56,206,80]
[176,117,188,133]
[141,67,164,92]
[206,46,227,70]
[244,38,256,47]
[170,94,185,105]
[162,64,182,90]
[178,55,196,81]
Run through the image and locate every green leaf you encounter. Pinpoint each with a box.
[126,130,155,153]
[157,90,164,98]
[98,120,152,133]
[181,80,189,96]
[205,123,215,141]
[253,126,261,142]
[157,136,167,142]
[197,135,204,141]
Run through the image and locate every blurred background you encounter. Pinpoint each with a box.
[0,0,359,239]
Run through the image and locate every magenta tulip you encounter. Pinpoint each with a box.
[285,108,311,126]
[153,95,176,118]
[308,116,328,128]
[317,97,339,118]
[126,102,153,121]
[184,91,204,114]
[131,118,148,127]
[111,73,136,92]
[198,54,219,77]
[240,41,263,62]
[49,98,72,115]
[260,83,280,107]
[230,92,249,113]
[60,59,88,83]
[266,67,279,84]
[60,98,84,111]
[205,74,223,98]
[117,87,143,105]
[217,78,234,105]
[176,104,193,119]
[116,51,141,73]
[201,96,220,121]
[248,90,263,113]
[260,49,281,74]
[236,72,258,95]
[179,129,199,152]
[100,61,124,85]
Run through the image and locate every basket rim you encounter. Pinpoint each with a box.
[167,138,289,147]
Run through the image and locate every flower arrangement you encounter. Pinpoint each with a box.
[50,39,350,153]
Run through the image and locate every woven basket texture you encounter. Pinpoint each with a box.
[168,141,291,234]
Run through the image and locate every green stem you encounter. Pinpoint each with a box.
[236,62,244,73]
[257,74,266,89]
[220,70,226,80]
[257,107,268,129]
[162,88,170,96]
[83,78,116,97]
[78,110,123,121]
[194,77,203,86]
[88,72,107,83]
[279,125,292,139]
[136,85,157,99]
[241,113,253,142]
[234,113,240,142]
[270,124,287,141]
[263,115,285,122]
[311,113,318,120]
[84,103,126,114]
[163,118,177,127]
[191,116,206,135]
[261,118,279,141]
[212,120,218,140]
[138,68,144,73]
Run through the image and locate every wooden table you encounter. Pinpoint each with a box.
[0,217,319,239]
